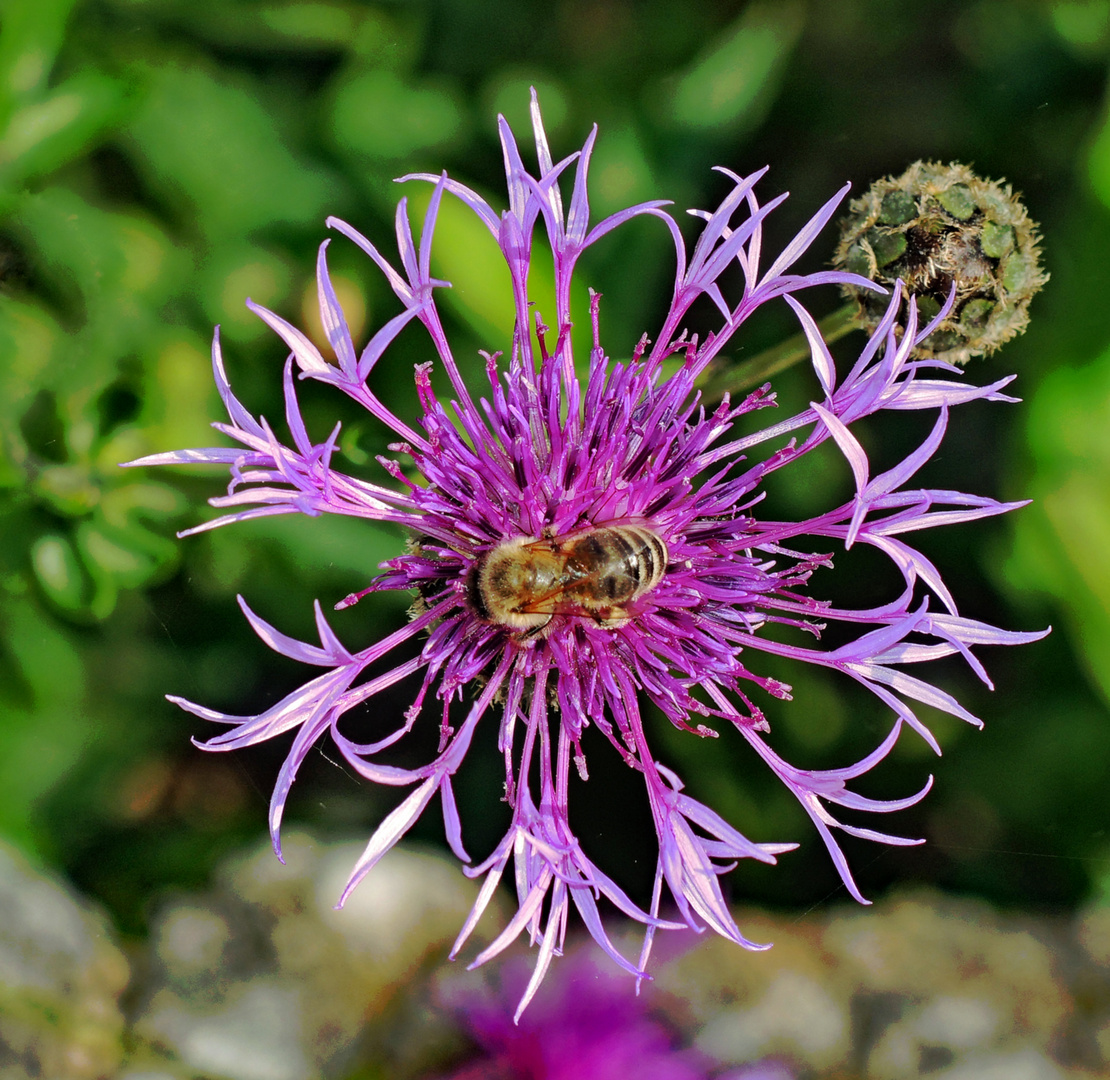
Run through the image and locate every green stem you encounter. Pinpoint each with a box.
[697,302,861,401]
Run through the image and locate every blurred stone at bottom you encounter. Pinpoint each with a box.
[5,832,1110,1079]
[654,891,1110,1079]
[130,831,487,1079]
[0,842,130,1080]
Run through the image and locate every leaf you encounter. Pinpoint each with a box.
[651,0,806,134]
[126,62,337,239]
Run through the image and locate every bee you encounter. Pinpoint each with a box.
[470,525,668,635]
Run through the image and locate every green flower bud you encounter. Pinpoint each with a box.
[833,161,1047,364]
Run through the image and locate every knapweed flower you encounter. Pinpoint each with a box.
[126,94,1045,1016]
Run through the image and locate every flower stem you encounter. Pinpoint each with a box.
[698,302,861,400]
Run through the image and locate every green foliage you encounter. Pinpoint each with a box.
[1006,345,1110,704]
[650,0,805,134]
[331,69,466,161]
[0,598,86,852]
[127,62,337,239]
[0,0,1106,929]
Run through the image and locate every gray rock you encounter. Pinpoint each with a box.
[0,841,129,1080]
[130,832,486,1079]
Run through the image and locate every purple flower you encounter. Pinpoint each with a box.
[434,951,719,1080]
[434,946,796,1079]
[126,93,1045,1017]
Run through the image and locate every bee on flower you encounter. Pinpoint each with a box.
[126,92,1046,1018]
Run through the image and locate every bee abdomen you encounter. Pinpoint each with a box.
[570,525,667,603]
[620,525,667,595]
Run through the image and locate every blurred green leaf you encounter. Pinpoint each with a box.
[12,185,128,308]
[480,73,569,138]
[74,523,132,617]
[330,68,466,161]
[197,242,293,343]
[79,481,186,601]
[134,332,223,459]
[98,480,188,531]
[1052,0,1110,53]
[0,598,87,855]
[585,120,658,217]
[30,534,88,611]
[1089,94,1110,207]
[2,180,202,618]
[220,508,402,584]
[0,298,63,420]
[1005,348,1110,704]
[127,62,337,238]
[10,187,188,343]
[138,0,379,54]
[0,71,129,188]
[258,1,359,45]
[649,0,806,133]
[32,462,100,516]
[0,0,79,113]
[79,516,169,585]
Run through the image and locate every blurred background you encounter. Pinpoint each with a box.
[3,0,1110,1075]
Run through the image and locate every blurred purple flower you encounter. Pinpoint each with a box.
[435,951,722,1080]
[126,94,1045,1016]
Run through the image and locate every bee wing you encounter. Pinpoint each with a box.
[511,582,577,615]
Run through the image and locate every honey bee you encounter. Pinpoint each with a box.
[470,525,668,635]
